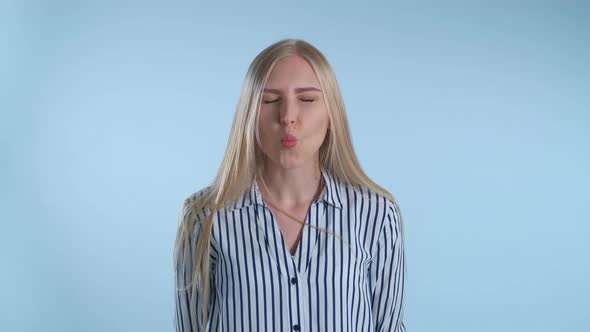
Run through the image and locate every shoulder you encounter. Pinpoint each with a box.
[183,185,213,208]
[348,183,401,233]
[344,183,398,213]
[178,185,214,231]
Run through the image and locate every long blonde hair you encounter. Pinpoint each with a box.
[173,38,403,331]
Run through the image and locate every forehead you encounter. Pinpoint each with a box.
[264,55,320,88]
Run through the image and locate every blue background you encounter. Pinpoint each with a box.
[2,1,589,331]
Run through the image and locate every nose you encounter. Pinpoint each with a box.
[280,98,298,126]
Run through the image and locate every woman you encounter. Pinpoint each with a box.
[174,38,406,332]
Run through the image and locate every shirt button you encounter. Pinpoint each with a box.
[293,324,300,330]
[290,277,297,285]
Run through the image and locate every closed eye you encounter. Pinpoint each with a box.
[263,98,315,104]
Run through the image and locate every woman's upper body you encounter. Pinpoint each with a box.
[174,38,406,332]
[174,167,406,332]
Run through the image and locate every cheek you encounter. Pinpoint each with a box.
[258,113,277,147]
[258,108,271,124]
[308,111,330,133]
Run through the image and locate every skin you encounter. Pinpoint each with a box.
[256,54,331,255]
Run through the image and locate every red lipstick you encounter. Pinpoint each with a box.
[281,134,298,149]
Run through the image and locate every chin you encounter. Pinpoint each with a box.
[277,160,300,169]
[279,155,316,169]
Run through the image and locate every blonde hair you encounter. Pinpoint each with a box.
[173,38,404,331]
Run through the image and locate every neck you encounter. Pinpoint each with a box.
[257,161,323,209]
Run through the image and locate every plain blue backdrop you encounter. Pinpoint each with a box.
[2,1,589,331]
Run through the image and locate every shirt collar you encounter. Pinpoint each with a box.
[230,167,344,211]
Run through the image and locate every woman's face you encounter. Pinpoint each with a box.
[257,55,330,170]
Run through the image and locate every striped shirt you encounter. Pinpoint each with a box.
[174,167,406,331]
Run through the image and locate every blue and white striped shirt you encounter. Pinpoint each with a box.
[175,168,406,331]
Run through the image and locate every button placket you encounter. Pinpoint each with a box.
[288,267,302,332]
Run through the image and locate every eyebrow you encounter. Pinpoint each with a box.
[263,87,322,94]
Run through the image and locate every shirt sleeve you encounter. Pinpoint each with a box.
[369,200,406,332]
[174,196,212,332]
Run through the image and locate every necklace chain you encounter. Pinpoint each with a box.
[259,175,324,225]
